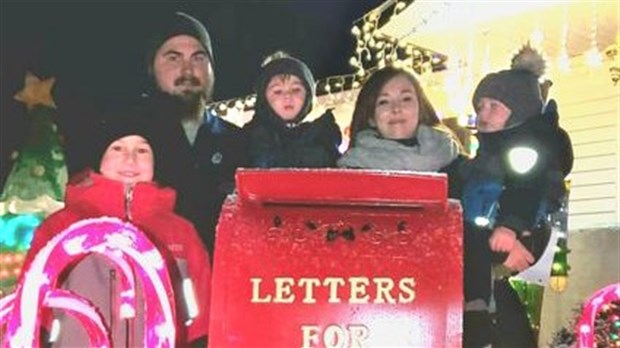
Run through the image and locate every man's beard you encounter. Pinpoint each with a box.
[174,90,204,120]
[166,77,214,122]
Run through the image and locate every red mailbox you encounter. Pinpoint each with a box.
[209,169,463,347]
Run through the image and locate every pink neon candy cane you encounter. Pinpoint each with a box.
[5,219,110,346]
[103,251,137,319]
[4,217,176,348]
[576,283,620,348]
[0,292,16,323]
[45,289,111,347]
[115,234,177,346]
[100,221,177,347]
[1,289,110,348]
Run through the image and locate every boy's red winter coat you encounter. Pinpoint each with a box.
[21,171,211,345]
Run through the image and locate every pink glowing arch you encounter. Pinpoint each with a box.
[0,217,177,347]
[576,283,620,348]
[1,289,109,347]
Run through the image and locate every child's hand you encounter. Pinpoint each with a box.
[503,241,534,272]
[489,226,517,252]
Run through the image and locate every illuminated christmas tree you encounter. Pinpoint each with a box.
[0,72,67,296]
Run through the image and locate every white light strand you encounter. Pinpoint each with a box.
[396,2,450,41]
[585,0,602,67]
[557,4,570,72]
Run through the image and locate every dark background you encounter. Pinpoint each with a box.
[1,0,382,183]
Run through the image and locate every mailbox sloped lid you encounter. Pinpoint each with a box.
[236,168,447,207]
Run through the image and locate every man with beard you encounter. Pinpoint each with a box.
[142,12,246,256]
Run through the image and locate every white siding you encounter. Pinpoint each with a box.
[553,62,620,230]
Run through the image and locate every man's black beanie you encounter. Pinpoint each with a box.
[145,12,214,73]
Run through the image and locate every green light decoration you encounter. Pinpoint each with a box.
[0,72,67,297]
[509,279,545,342]
[1,107,68,205]
[549,181,571,293]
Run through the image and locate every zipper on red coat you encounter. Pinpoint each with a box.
[123,185,133,346]
[124,185,134,222]
[109,268,116,338]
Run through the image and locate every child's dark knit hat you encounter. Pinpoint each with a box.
[93,109,156,171]
[255,51,316,125]
[146,12,214,73]
[472,44,545,130]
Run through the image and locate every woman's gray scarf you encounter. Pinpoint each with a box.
[337,125,460,171]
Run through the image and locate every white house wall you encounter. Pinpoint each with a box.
[552,61,620,230]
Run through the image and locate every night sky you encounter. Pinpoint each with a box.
[1,0,382,182]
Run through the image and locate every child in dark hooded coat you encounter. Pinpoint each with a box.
[244,51,342,168]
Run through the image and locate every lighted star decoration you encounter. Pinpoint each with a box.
[14,72,57,110]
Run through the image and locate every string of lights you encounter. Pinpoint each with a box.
[210,0,447,120]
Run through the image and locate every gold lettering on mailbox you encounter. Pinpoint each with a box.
[398,277,416,303]
[298,278,321,304]
[274,277,296,303]
[323,277,346,304]
[250,278,272,303]
[301,324,369,348]
[250,276,416,304]
[373,277,395,304]
[348,277,370,304]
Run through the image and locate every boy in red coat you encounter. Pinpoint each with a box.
[21,113,211,346]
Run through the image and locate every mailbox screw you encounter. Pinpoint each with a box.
[361,223,372,232]
[342,227,355,241]
[326,228,338,242]
[397,220,407,232]
[305,221,318,231]
[273,215,282,227]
